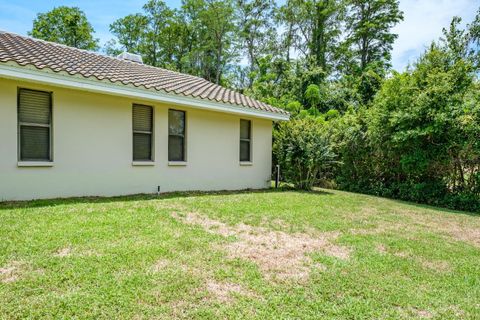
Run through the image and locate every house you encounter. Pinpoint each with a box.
[0,31,289,201]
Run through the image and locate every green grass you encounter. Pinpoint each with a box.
[1,188,479,319]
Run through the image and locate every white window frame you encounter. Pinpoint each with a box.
[132,104,154,163]
[17,88,53,164]
[168,109,187,163]
[240,119,252,164]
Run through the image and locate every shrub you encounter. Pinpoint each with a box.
[324,45,480,212]
[274,118,336,190]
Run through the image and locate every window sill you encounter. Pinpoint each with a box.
[18,161,54,167]
[240,161,253,166]
[168,161,187,166]
[132,161,155,166]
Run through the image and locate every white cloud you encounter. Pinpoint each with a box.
[392,0,478,71]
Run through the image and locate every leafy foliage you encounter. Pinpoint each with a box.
[274,119,336,190]
[342,0,403,72]
[236,0,278,88]
[29,6,98,50]
[26,2,480,211]
[107,0,238,85]
[108,13,149,55]
[278,0,343,78]
[329,40,480,211]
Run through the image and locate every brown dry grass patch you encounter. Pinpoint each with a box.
[53,247,72,257]
[150,259,171,273]
[350,205,480,249]
[0,264,19,283]
[397,209,480,248]
[0,261,28,283]
[375,243,452,273]
[172,212,350,281]
[420,259,451,272]
[376,244,388,254]
[397,306,434,319]
[205,280,256,303]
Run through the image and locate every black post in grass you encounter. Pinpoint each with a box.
[275,165,280,189]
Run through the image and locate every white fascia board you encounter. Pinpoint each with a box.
[0,63,290,121]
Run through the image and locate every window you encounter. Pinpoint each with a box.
[240,119,251,162]
[168,109,186,162]
[18,88,52,161]
[132,104,153,161]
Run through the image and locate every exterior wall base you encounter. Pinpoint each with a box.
[0,78,273,201]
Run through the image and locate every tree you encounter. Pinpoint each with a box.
[142,0,190,69]
[107,0,193,71]
[343,0,403,72]
[304,84,322,109]
[109,14,148,54]
[440,16,473,66]
[467,9,480,69]
[29,6,98,50]
[247,55,308,109]
[109,0,238,84]
[279,0,343,78]
[334,0,403,104]
[182,0,239,84]
[236,0,277,87]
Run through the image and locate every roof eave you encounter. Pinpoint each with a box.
[0,62,290,121]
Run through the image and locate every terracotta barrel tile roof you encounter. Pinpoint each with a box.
[0,31,288,116]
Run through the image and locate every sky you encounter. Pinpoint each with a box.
[0,0,478,71]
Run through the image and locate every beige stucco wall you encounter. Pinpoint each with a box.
[0,78,273,201]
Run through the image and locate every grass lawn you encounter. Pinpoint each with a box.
[1,188,479,319]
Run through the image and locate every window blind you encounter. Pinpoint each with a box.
[18,88,52,161]
[132,104,153,161]
[168,109,185,161]
[240,119,251,162]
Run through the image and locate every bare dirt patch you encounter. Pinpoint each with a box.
[149,257,205,277]
[172,212,350,281]
[53,247,103,258]
[392,209,480,248]
[414,309,433,319]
